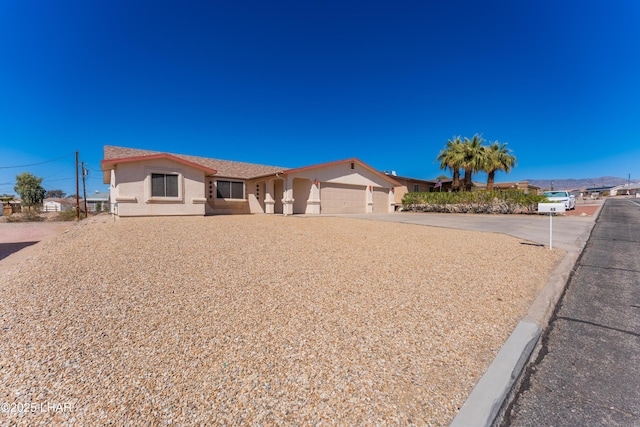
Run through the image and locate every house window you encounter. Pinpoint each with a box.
[217,180,244,199]
[151,173,179,197]
[413,184,420,192]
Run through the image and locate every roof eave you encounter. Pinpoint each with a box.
[101,153,218,175]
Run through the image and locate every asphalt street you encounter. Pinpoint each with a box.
[503,198,640,426]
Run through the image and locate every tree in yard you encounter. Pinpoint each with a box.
[0,194,14,203]
[435,136,464,191]
[14,172,46,209]
[461,134,486,191]
[483,141,517,190]
[45,189,66,199]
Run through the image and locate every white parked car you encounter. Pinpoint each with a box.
[542,191,576,210]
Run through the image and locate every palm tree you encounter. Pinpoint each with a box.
[435,136,464,191]
[483,141,517,190]
[461,134,486,191]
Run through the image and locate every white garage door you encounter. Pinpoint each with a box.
[372,187,390,213]
[320,182,366,214]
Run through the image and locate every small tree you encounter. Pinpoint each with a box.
[14,172,46,209]
[436,136,464,191]
[461,134,486,191]
[483,141,517,191]
[45,189,66,198]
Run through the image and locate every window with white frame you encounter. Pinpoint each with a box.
[151,173,179,197]
[216,180,244,199]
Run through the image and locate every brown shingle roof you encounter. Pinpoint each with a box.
[103,146,286,179]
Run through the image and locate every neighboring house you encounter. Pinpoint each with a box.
[86,191,110,212]
[1,200,21,216]
[386,173,454,206]
[474,181,541,195]
[43,198,75,212]
[609,183,640,197]
[101,146,401,217]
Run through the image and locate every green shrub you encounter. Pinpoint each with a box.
[402,189,547,214]
[4,209,45,222]
[55,209,79,221]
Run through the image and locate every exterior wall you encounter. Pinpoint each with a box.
[205,176,251,215]
[292,178,313,214]
[43,201,68,212]
[246,180,265,213]
[86,200,109,212]
[109,158,206,216]
[392,178,439,205]
[394,185,408,206]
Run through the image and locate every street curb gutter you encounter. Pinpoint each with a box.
[450,252,579,427]
[450,206,601,427]
[450,320,541,427]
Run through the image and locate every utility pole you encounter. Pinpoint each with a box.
[75,151,80,220]
[82,161,88,218]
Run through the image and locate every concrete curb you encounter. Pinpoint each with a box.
[450,320,541,427]
[450,205,602,427]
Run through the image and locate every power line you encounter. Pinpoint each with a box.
[43,177,75,183]
[0,152,75,169]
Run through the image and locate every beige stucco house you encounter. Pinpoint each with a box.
[101,146,401,217]
[473,181,540,194]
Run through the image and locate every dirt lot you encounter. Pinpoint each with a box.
[0,222,74,269]
[0,215,564,425]
[563,202,602,217]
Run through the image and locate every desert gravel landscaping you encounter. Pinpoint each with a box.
[0,215,564,426]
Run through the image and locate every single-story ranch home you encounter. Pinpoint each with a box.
[101,146,401,217]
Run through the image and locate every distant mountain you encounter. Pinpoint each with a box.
[526,177,637,191]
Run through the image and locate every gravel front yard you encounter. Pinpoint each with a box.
[0,215,564,426]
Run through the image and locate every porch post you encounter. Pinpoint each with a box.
[282,175,294,215]
[308,179,321,214]
[264,179,275,214]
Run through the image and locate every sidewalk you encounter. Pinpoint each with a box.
[503,198,640,425]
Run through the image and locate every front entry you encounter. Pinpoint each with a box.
[274,179,283,214]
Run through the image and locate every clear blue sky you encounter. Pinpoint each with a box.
[1,0,639,196]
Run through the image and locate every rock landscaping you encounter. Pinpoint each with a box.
[0,215,563,425]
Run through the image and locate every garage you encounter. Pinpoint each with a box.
[372,187,390,213]
[320,182,366,214]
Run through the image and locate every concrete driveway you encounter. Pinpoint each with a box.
[327,211,599,254]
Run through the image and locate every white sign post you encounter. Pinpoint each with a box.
[537,203,566,249]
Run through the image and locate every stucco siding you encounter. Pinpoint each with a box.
[287,161,393,188]
[110,158,206,216]
[205,176,251,215]
[293,178,313,214]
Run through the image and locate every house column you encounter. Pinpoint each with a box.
[282,175,294,215]
[366,185,373,214]
[307,179,321,214]
[264,179,275,214]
